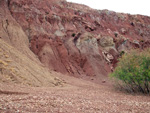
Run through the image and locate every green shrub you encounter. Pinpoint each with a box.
[120,51,125,56]
[72,33,76,37]
[110,49,150,93]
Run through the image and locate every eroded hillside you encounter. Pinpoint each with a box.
[1,0,150,83]
[0,0,150,112]
[0,0,64,86]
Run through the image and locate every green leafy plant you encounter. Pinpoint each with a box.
[110,49,150,93]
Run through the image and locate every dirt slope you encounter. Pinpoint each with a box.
[0,0,65,86]
[0,39,65,86]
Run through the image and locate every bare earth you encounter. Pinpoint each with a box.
[0,1,150,113]
[0,75,150,113]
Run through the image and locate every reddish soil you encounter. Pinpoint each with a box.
[0,76,150,113]
[0,1,150,112]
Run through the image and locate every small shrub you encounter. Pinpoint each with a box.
[114,32,118,37]
[110,49,150,94]
[72,33,76,37]
[120,51,125,56]
[140,39,144,43]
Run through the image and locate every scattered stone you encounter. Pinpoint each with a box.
[99,36,114,47]
[120,28,127,35]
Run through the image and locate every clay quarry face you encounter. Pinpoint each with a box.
[0,0,150,112]
[2,0,150,79]
[0,0,150,84]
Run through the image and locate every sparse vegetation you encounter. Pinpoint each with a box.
[120,51,125,56]
[72,33,76,37]
[140,39,144,43]
[110,49,150,94]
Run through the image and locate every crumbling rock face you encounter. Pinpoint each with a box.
[3,0,150,79]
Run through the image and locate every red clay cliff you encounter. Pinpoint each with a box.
[3,0,150,79]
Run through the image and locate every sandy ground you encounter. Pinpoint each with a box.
[0,75,150,113]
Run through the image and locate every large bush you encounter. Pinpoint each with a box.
[110,49,150,93]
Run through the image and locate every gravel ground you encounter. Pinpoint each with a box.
[0,77,150,113]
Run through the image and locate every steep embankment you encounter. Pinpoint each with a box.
[1,0,150,85]
[8,0,150,80]
[0,0,64,86]
[0,1,150,112]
